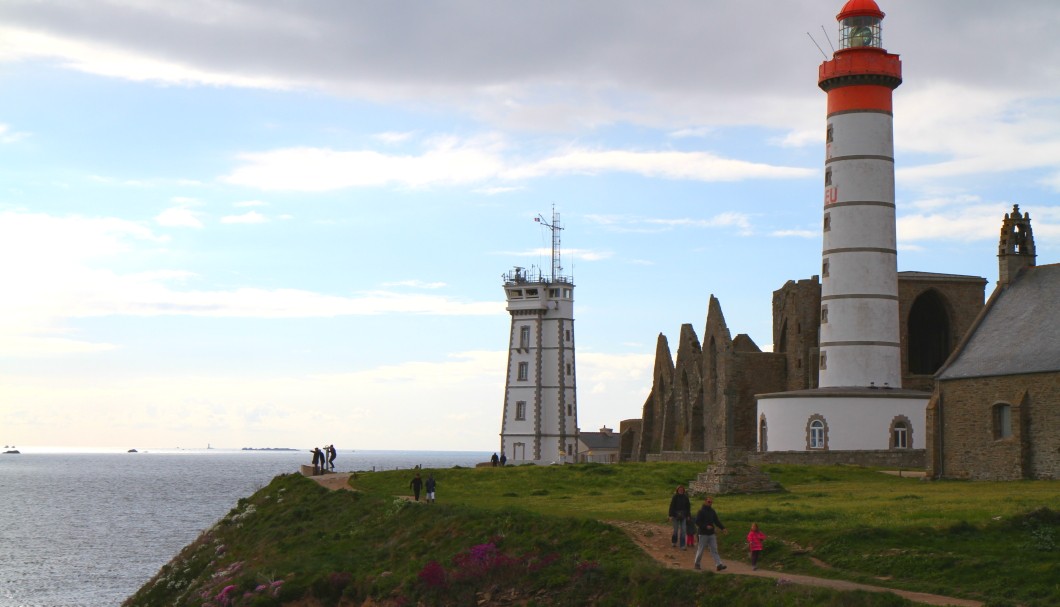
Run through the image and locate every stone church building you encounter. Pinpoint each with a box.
[927,206,1060,480]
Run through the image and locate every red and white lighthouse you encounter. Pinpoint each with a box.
[756,1,928,454]
[817,0,903,389]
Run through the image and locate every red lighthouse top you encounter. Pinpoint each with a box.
[819,0,901,111]
[838,0,884,20]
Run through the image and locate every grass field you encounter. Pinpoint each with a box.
[352,462,1059,606]
[124,462,1057,607]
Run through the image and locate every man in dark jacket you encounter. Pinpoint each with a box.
[668,485,691,549]
[693,496,728,571]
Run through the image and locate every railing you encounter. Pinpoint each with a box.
[502,267,572,286]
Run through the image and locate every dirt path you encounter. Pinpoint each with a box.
[309,475,980,606]
[608,520,982,607]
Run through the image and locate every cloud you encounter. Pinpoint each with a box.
[771,229,817,238]
[504,148,813,183]
[156,206,203,228]
[0,211,505,357]
[220,211,268,224]
[0,122,30,143]
[585,212,755,235]
[383,280,447,289]
[235,200,269,208]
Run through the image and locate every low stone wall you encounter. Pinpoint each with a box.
[749,449,925,468]
[646,450,718,463]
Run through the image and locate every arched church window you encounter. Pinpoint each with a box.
[908,290,951,375]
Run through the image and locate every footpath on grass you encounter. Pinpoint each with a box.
[312,473,982,607]
[608,520,983,607]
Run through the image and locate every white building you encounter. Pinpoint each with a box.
[499,211,579,464]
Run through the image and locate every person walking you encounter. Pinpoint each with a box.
[693,496,728,571]
[490,452,499,467]
[327,444,336,470]
[667,485,691,550]
[499,452,507,466]
[747,522,767,570]
[425,474,436,504]
[410,472,423,501]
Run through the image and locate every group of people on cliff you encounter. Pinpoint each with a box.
[668,485,767,572]
[409,471,437,503]
[310,444,337,474]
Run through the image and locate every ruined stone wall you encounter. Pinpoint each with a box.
[732,350,786,450]
[772,277,821,391]
[930,372,1059,480]
[898,275,986,391]
[619,419,642,462]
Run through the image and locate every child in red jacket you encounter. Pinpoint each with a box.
[747,523,766,570]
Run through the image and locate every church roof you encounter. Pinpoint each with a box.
[898,271,986,283]
[937,263,1060,380]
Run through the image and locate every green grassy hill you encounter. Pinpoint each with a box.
[124,463,1057,607]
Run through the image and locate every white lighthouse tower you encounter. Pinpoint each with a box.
[757,0,929,453]
[499,208,578,464]
[817,0,902,388]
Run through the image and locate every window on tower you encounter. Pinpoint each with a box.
[518,362,528,381]
[840,16,881,49]
[824,212,831,232]
[515,401,526,420]
[826,124,834,143]
[821,305,829,324]
[565,329,571,342]
[825,168,832,187]
[519,326,530,349]
[822,259,830,278]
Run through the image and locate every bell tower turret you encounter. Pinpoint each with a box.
[998,204,1036,286]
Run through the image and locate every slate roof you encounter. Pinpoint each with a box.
[937,264,1060,380]
[578,431,620,451]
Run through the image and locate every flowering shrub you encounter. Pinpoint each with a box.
[418,560,447,589]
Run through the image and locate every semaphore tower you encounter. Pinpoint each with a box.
[499,207,578,464]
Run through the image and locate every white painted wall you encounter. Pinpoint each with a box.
[757,394,927,451]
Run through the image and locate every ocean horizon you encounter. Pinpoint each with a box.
[0,449,489,607]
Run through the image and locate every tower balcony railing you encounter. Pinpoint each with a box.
[503,267,573,286]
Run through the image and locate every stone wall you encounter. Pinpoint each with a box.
[772,277,822,391]
[898,274,987,391]
[749,449,925,468]
[930,371,1060,480]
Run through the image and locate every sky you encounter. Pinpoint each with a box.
[2,0,1059,453]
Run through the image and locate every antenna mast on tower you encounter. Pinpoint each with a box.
[535,205,563,282]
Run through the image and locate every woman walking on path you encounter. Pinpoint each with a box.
[667,485,691,550]
[747,522,767,570]
[693,496,728,571]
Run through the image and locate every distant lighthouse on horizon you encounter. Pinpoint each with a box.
[499,208,578,465]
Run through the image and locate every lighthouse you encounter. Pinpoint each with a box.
[756,0,929,453]
[817,0,903,389]
[499,208,578,464]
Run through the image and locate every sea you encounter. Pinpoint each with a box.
[0,449,488,607]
